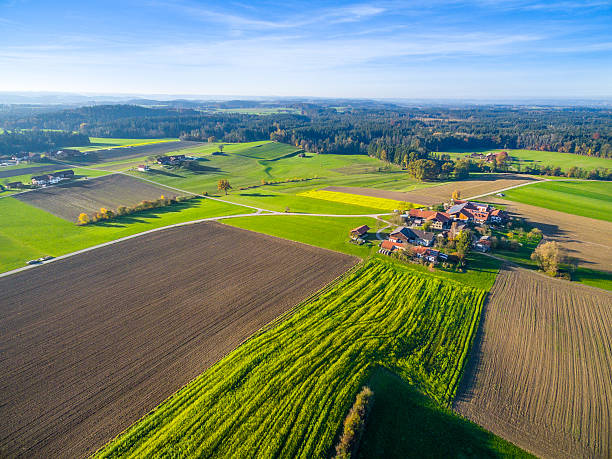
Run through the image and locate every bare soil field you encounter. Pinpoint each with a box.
[454,266,612,458]
[14,173,183,221]
[0,164,65,179]
[325,174,539,206]
[0,222,357,458]
[83,140,204,164]
[488,197,612,272]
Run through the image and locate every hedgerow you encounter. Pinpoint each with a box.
[76,195,195,225]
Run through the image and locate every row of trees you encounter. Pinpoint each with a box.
[76,195,193,225]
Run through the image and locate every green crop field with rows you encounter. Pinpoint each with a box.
[97,259,486,458]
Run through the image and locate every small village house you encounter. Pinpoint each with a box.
[137,165,150,172]
[406,208,452,230]
[475,236,492,252]
[31,170,74,186]
[378,239,406,255]
[350,224,370,240]
[389,227,435,247]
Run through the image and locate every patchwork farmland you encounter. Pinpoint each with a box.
[97,259,487,458]
[75,140,205,162]
[0,222,357,458]
[454,266,612,458]
[487,197,612,272]
[325,174,540,206]
[14,173,185,221]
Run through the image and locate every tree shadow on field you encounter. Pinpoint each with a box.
[360,367,531,458]
[188,165,221,174]
[148,169,184,178]
[89,198,203,227]
[239,193,275,197]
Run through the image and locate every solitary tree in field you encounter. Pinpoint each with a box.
[218,144,224,153]
[531,241,566,276]
[218,179,232,195]
[452,189,461,201]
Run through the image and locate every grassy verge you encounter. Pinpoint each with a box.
[359,369,534,459]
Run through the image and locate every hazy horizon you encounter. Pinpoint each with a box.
[1,1,611,99]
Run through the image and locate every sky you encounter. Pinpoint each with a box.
[0,0,611,99]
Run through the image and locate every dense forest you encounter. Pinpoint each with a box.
[1,102,611,163]
[0,130,89,156]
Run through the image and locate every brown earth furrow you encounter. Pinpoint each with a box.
[324,174,539,206]
[14,173,184,221]
[486,197,612,272]
[0,221,357,458]
[454,266,612,458]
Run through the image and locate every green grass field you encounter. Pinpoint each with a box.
[445,149,612,172]
[0,197,249,273]
[360,369,533,458]
[96,259,488,458]
[116,141,432,214]
[224,215,380,258]
[73,137,178,152]
[502,180,612,222]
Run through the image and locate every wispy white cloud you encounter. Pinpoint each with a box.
[471,0,611,11]
[148,0,386,30]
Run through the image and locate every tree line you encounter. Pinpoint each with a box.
[1,103,610,160]
[0,130,89,156]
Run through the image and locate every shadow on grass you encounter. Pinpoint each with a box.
[187,165,221,174]
[148,168,184,178]
[89,198,204,228]
[238,193,275,197]
[359,368,533,459]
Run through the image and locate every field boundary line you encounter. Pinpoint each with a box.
[0,172,113,199]
[465,179,548,201]
[482,253,612,294]
[0,211,387,279]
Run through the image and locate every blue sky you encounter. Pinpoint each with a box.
[1,0,611,98]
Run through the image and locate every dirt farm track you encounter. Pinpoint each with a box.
[454,266,612,459]
[0,222,357,458]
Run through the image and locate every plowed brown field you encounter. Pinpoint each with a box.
[0,222,357,458]
[454,266,612,458]
[15,173,184,221]
[324,174,539,206]
[487,197,612,272]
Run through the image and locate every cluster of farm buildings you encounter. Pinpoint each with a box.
[0,152,44,167]
[351,199,508,264]
[469,151,508,162]
[6,170,75,189]
[136,154,188,172]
